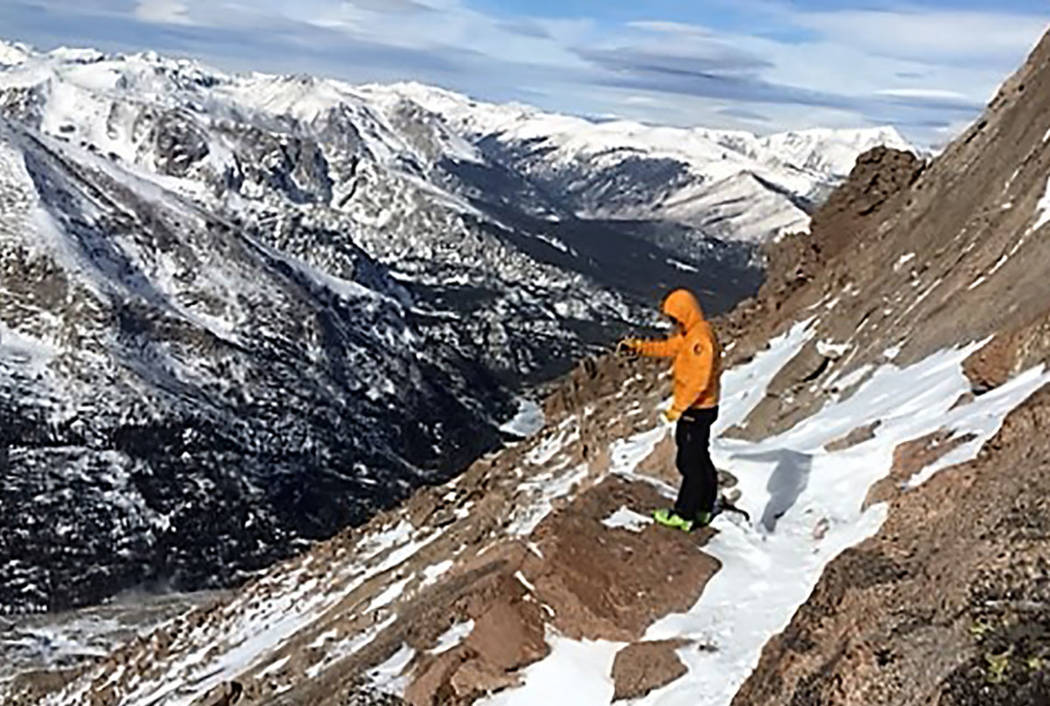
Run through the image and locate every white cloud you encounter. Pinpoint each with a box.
[135,0,192,25]
[794,9,1048,62]
[875,88,970,100]
[626,20,716,37]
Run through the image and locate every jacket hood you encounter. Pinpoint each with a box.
[662,289,705,332]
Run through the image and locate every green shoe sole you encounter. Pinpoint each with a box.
[653,509,694,532]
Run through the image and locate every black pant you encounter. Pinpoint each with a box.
[674,407,719,518]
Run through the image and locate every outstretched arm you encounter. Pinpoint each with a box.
[632,334,684,358]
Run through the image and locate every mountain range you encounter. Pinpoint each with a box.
[0,38,911,615]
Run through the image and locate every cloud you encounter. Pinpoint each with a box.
[626,20,715,37]
[793,9,1048,64]
[496,19,551,39]
[717,106,771,123]
[0,0,1046,145]
[135,0,192,25]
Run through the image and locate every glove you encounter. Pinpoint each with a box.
[664,408,682,423]
[616,338,641,356]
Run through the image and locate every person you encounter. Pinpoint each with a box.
[618,288,723,532]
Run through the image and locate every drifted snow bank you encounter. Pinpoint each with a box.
[478,321,1050,706]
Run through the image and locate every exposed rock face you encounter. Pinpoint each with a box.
[611,640,690,701]
[718,146,924,361]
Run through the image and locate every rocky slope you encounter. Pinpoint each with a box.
[0,39,910,617]
[726,26,1050,706]
[14,24,1046,706]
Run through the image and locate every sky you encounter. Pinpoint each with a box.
[1,0,1047,145]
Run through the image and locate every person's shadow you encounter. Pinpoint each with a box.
[734,449,813,532]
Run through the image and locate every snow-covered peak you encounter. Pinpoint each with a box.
[761,126,914,177]
[46,46,106,64]
[0,39,32,67]
[375,81,913,178]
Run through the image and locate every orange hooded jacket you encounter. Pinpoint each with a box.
[634,289,722,413]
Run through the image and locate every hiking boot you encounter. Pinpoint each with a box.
[694,511,713,528]
[653,508,694,533]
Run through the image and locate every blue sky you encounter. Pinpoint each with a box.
[1,0,1047,145]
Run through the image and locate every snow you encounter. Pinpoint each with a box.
[1043,126,1050,143]
[631,345,1050,706]
[883,342,903,360]
[487,317,1050,706]
[507,463,589,537]
[500,398,546,438]
[305,615,397,680]
[610,425,670,480]
[382,80,910,244]
[895,252,916,270]
[714,319,815,433]
[515,571,537,593]
[366,576,411,614]
[823,363,873,392]
[421,559,454,588]
[432,619,475,654]
[600,506,654,532]
[906,364,1050,487]
[258,656,289,677]
[44,516,446,706]
[0,40,31,66]
[479,634,623,706]
[667,258,699,273]
[0,322,56,374]
[1031,175,1050,234]
[816,339,850,359]
[367,644,416,696]
[525,428,579,466]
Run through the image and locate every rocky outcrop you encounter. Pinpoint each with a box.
[611,640,690,701]
[717,146,923,368]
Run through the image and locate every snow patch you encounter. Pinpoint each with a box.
[600,506,654,532]
[630,345,1050,706]
[816,339,850,360]
[421,559,454,588]
[715,319,815,433]
[432,619,475,655]
[507,463,589,537]
[366,576,411,614]
[667,258,699,273]
[500,398,546,438]
[479,633,623,706]
[1031,175,1050,235]
[367,644,416,697]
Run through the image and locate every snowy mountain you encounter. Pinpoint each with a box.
[6,25,1050,706]
[0,40,909,618]
[377,81,912,242]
